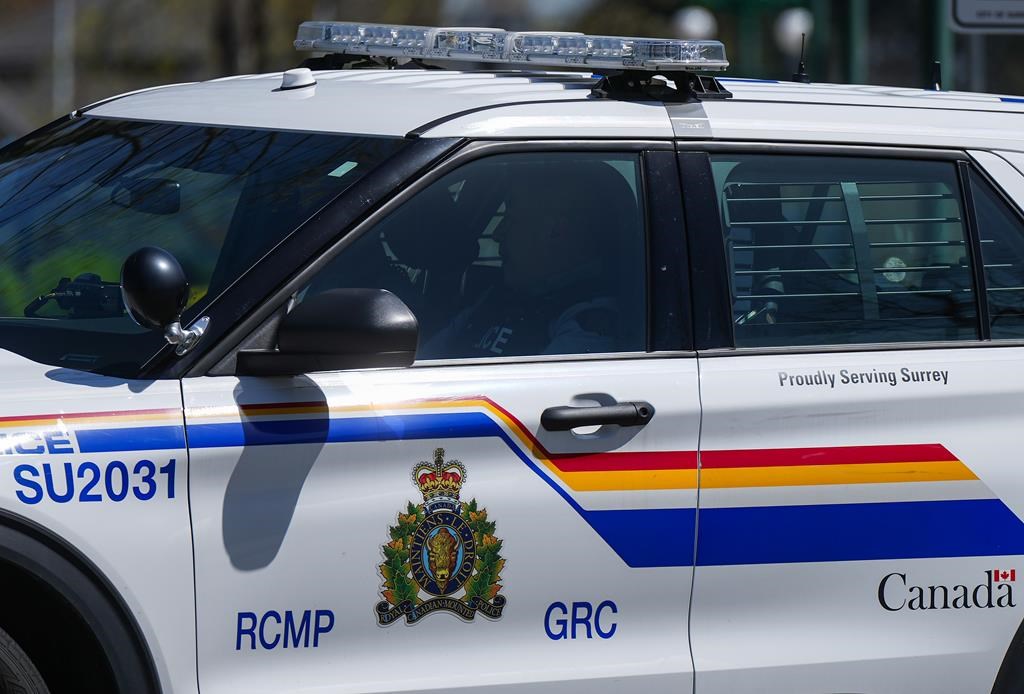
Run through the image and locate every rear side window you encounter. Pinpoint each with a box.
[972,173,1024,339]
[711,154,978,347]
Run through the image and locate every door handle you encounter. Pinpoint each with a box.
[540,401,655,431]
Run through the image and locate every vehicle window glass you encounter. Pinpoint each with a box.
[0,117,407,375]
[710,154,978,347]
[299,152,647,360]
[972,173,1024,339]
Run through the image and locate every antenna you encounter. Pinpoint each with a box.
[791,33,810,83]
[931,60,942,91]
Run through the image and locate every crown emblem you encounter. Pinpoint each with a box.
[412,448,466,512]
[376,447,506,626]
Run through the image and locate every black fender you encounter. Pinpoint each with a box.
[0,509,161,693]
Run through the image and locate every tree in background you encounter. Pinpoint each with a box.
[0,0,1020,138]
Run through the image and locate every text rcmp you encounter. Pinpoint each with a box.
[236,609,335,650]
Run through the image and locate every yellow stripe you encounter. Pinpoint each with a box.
[701,461,977,489]
[0,411,172,429]
[183,398,976,494]
[188,398,490,420]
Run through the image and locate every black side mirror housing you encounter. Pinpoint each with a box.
[121,246,189,330]
[121,246,210,355]
[236,289,419,376]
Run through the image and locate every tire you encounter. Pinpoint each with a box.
[0,625,48,694]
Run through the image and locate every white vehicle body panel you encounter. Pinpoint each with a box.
[691,349,1024,693]
[422,100,674,139]
[702,99,1024,152]
[88,71,1024,148]
[0,349,196,692]
[1000,151,1024,178]
[972,151,1024,207]
[87,71,595,137]
[183,359,699,693]
[8,63,1024,694]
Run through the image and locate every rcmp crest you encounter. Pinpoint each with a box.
[375,448,507,626]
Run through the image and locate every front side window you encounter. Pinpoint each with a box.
[0,117,407,375]
[298,152,647,360]
[712,154,978,348]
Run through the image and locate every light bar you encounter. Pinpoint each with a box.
[294,21,728,72]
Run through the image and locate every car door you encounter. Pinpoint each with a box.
[685,147,1024,693]
[184,144,701,693]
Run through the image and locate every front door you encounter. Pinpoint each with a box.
[689,149,1024,693]
[185,146,701,693]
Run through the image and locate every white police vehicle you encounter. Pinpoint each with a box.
[1,18,1024,694]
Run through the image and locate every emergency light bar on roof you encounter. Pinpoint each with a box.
[294,21,729,73]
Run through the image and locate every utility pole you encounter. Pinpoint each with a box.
[848,0,869,84]
[52,0,75,116]
[932,0,954,89]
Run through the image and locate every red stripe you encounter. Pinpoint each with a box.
[0,407,178,424]
[238,401,327,412]
[476,396,697,472]
[0,398,959,480]
[548,451,698,472]
[701,443,958,469]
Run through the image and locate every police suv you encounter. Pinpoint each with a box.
[1,18,1024,694]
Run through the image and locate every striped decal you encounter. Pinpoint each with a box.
[187,398,696,494]
[5,398,1024,568]
[701,444,975,488]
[697,499,1024,565]
[0,407,178,430]
[76,425,186,453]
[184,397,697,567]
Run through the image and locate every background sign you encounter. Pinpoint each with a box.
[951,0,1024,33]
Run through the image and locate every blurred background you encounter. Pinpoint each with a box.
[0,0,1021,145]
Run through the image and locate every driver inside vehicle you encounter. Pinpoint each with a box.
[421,162,640,360]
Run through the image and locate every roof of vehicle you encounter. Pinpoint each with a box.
[86,69,1024,152]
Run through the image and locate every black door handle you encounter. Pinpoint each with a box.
[540,401,655,431]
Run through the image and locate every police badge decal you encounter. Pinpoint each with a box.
[375,448,507,626]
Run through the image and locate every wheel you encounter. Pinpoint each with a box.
[0,625,48,694]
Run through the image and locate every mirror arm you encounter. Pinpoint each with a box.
[163,315,210,356]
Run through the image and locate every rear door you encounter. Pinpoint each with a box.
[685,147,1024,693]
[185,144,702,693]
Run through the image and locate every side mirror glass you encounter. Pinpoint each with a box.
[237,288,419,376]
[120,246,209,354]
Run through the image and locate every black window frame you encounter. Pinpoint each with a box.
[150,134,460,379]
[678,142,1023,355]
[961,160,1024,341]
[194,139,693,377]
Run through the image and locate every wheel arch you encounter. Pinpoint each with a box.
[0,508,162,693]
[994,613,1024,693]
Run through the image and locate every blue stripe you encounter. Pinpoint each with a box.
[697,498,1024,566]
[182,411,1024,569]
[491,428,696,568]
[76,425,185,453]
[187,412,499,448]
[584,508,695,568]
[1000,97,1024,103]
[718,77,780,83]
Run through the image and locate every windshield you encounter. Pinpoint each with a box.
[0,116,407,377]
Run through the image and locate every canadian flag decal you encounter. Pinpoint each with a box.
[994,569,1017,582]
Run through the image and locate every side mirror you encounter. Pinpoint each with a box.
[121,246,209,354]
[236,289,418,376]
